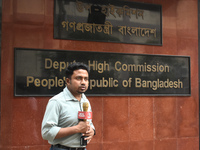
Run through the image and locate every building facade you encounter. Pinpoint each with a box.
[0,0,199,150]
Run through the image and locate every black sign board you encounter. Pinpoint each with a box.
[54,0,162,45]
[14,48,190,96]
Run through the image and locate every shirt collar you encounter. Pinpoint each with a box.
[63,86,86,102]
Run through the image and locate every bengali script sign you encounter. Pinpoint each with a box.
[54,0,162,45]
[14,48,190,96]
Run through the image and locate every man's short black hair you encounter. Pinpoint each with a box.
[65,62,90,79]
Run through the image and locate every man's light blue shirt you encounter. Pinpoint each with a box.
[41,86,95,147]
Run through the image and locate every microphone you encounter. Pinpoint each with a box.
[78,102,92,121]
[83,102,89,121]
[79,102,89,146]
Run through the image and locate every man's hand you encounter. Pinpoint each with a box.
[82,125,94,144]
[77,121,90,134]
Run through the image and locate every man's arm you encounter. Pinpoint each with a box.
[55,121,89,139]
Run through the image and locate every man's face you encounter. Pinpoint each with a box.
[66,69,89,96]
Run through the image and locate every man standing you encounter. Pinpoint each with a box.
[42,62,95,150]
